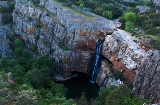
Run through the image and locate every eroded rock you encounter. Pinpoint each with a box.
[102,29,147,83]
[13,0,119,78]
[133,50,160,103]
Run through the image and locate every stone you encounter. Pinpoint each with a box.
[12,0,119,79]
[102,29,147,83]
[0,26,12,58]
[96,60,112,86]
[136,6,150,14]
[133,50,160,103]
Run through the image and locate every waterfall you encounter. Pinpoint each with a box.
[90,39,103,83]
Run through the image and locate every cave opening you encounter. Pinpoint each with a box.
[56,71,99,100]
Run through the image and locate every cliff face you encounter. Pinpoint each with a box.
[12,0,160,102]
[102,29,148,83]
[133,50,160,103]
[0,26,12,58]
[13,0,118,78]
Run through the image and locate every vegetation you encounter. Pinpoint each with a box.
[96,84,150,105]
[0,1,14,25]
[53,0,122,19]
[0,35,76,104]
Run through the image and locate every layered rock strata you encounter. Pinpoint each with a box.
[102,29,147,83]
[13,0,118,78]
[133,50,160,103]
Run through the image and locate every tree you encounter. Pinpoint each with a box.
[15,39,25,49]
[105,84,131,105]
[1,13,12,25]
[78,92,88,105]
[125,21,134,32]
[95,86,116,105]
[124,12,136,24]
[50,81,68,97]
[102,11,113,19]
[15,89,39,105]
[77,0,85,10]
[22,49,31,58]
[25,67,52,88]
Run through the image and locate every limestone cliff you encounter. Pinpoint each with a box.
[13,0,118,78]
[102,29,148,83]
[133,50,160,103]
[12,0,160,103]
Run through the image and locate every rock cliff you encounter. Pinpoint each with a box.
[12,0,160,103]
[133,50,160,103]
[102,29,147,83]
[13,0,118,78]
[0,26,12,58]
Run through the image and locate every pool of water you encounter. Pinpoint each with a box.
[57,72,99,100]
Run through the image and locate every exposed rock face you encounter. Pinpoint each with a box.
[102,29,147,83]
[0,27,12,58]
[136,6,150,14]
[13,0,118,78]
[133,50,160,103]
[153,0,160,6]
[96,60,112,86]
[13,1,160,102]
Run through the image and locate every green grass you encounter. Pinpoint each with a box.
[51,0,95,18]
[146,35,160,40]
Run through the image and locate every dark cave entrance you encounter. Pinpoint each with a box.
[56,71,99,100]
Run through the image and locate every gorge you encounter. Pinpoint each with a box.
[0,0,159,104]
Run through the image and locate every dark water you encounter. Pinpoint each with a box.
[57,72,99,100]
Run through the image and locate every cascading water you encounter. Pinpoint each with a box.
[90,39,103,83]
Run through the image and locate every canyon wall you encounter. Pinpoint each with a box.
[133,50,160,103]
[13,0,118,78]
[12,0,160,103]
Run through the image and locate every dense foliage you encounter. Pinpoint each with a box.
[0,0,14,24]
[0,36,76,105]
[53,0,122,19]
[95,85,150,105]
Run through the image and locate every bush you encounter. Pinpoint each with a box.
[95,86,117,105]
[105,84,150,105]
[15,89,39,105]
[31,0,40,6]
[1,13,12,25]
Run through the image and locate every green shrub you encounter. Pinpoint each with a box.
[105,84,150,105]
[2,13,13,25]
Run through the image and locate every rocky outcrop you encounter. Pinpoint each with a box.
[13,0,118,78]
[153,0,160,6]
[96,60,112,86]
[133,50,160,103]
[102,29,148,83]
[0,26,12,58]
[136,6,150,13]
